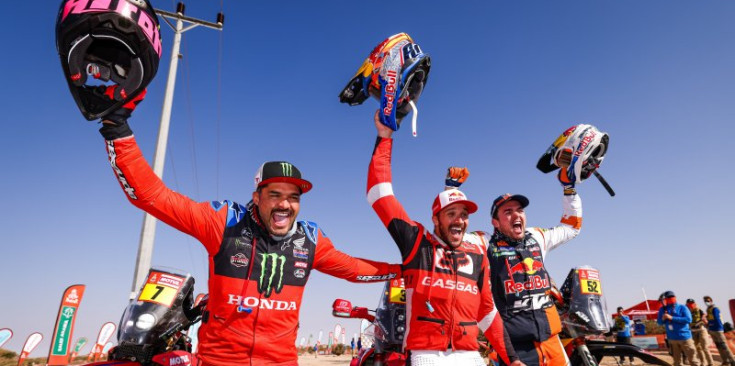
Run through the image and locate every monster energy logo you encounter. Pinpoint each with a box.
[281,162,293,177]
[259,253,286,297]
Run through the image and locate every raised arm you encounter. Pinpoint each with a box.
[99,88,225,254]
[531,191,583,258]
[313,229,401,282]
[367,111,422,261]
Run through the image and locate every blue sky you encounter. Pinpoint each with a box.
[2,0,735,357]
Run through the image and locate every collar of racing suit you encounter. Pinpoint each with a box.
[430,232,451,249]
[491,229,531,246]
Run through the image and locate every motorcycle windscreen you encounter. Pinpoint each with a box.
[561,266,611,335]
[118,268,195,345]
[360,319,375,350]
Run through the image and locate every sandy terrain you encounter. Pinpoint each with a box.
[296,350,679,366]
[298,353,354,365]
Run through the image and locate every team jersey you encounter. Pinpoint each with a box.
[102,130,400,366]
[367,137,517,364]
[487,192,582,343]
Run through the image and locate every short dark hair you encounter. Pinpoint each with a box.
[703,295,713,302]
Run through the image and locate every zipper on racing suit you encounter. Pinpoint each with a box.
[449,249,458,351]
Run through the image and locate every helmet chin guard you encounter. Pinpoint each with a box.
[340,33,430,136]
[56,0,161,120]
[537,124,615,196]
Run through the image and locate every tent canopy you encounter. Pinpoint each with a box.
[613,300,660,321]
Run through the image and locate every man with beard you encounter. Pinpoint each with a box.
[486,173,582,366]
[96,90,401,366]
[367,112,522,366]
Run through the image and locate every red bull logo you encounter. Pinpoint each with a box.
[508,258,544,275]
[447,191,465,202]
[574,130,596,157]
[382,70,398,116]
[504,275,550,294]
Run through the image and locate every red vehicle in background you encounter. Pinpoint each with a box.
[332,278,407,366]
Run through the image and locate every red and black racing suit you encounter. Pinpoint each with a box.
[487,194,582,366]
[101,125,400,366]
[367,137,518,364]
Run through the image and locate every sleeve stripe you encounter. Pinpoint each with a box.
[367,182,394,206]
[478,307,498,332]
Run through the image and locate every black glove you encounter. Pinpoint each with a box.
[99,86,146,124]
[98,86,146,140]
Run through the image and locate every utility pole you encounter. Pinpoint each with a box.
[130,2,224,299]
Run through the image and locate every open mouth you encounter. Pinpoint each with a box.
[511,220,523,235]
[271,210,291,228]
[448,225,464,239]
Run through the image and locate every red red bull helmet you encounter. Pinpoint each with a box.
[537,124,609,184]
[339,33,431,134]
[56,0,162,120]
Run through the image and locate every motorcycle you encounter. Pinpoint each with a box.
[334,266,670,366]
[332,278,408,366]
[84,267,205,366]
[551,266,670,366]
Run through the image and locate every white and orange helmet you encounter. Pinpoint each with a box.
[537,124,609,184]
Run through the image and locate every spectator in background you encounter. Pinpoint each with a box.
[687,299,714,366]
[704,296,735,366]
[615,307,635,364]
[634,319,646,336]
[658,291,700,366]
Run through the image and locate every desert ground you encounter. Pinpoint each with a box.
[296,350,681,366]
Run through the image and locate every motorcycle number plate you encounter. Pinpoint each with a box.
[138,271,185,307]
[389,278,406,304]
[578,268,603,296]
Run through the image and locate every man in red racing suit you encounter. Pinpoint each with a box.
[98,93,401,366]
[487,183,582,366]
[366,113,521,366]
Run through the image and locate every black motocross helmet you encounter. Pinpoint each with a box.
[56,0,162,120]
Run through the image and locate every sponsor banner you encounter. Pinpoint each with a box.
[92,322,116,361]
[95,322,116,346]
[102,342,114,354]
[632,336,660,350]
[47,284,85,365]
[0,328,12,349]
[18,332,43,366]
[334,325,342,344]
[68,337,88,362]
[87,344,101,361]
